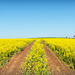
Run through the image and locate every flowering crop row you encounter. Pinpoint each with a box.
[44,38,75,71]
[22,40,50,75]
[0,39,33,68]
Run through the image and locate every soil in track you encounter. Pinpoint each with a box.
[42,41,75,75]
[0,42,34,75]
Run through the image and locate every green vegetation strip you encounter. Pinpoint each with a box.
[21,40,50,75]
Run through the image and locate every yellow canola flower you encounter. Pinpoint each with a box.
[22,40,50,75]
[44,38,75,71]
[0,39,34,67]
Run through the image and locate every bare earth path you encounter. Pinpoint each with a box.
[42,41,75,75]
[0,42,34,75]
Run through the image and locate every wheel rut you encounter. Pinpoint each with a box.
[42,41,75,75]
[0,42,34,75]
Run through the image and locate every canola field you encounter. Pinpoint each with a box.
[0,38,75,74]
[44,38,75,71]
[0,39,33,68]
[22,40,50,75]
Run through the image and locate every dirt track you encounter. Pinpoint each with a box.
[42,41,75,75]
[0,41,75,75]
[0,42,34,75]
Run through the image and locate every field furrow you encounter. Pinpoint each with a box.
[42,40,75,75]
[0,41,34,75]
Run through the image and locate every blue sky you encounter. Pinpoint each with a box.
[0,0,75,38]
